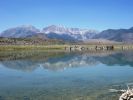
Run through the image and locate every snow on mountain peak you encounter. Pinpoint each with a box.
[0,25,40,38]
[42,25,98,40]
[43,25,97,34]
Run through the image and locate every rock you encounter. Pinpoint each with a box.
[119,90,133,100]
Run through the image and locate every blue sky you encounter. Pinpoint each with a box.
[0,0,133,31]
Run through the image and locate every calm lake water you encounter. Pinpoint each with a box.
[0,50,133,100]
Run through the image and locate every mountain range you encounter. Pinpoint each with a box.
[0,25,133,43]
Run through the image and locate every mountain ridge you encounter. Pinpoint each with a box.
[94,27,133,43]
[0,25,133,43]
[0,25,40,38]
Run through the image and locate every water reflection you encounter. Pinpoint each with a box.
[0,51,133,71]
[0,50,133,100]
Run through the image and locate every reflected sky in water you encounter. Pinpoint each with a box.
[0,51,133,100]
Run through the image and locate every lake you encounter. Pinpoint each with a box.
[0,50,133,100]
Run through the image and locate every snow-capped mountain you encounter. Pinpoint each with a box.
[0,25,98,41]
[0,25,133,42]
[42,25,98,41]
[0,25,40,38]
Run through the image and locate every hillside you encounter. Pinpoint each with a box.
[94,27,133,43]
[0,36,65,45]
[0,25,40,38]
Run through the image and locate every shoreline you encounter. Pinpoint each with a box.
[0,44,133,51]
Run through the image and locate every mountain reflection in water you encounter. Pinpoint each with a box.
[0,51,133,71]
[0,51,133,100]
